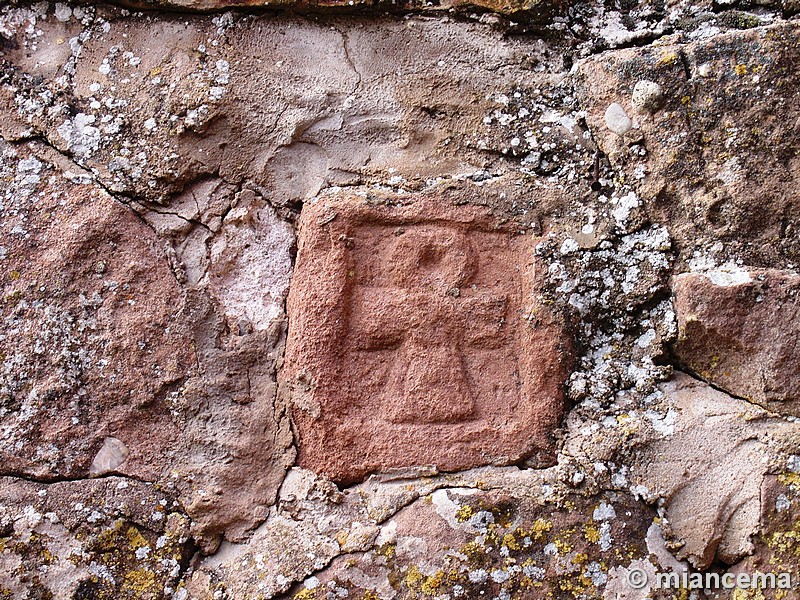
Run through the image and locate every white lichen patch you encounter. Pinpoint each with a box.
[57,113,101,160]
[0,3,49,39]
[775,494,791,513]
[593,502,616,521]
[787,455,800,473]
[688,251,753,287]
[643,408,676,437]
[431,488,478,530]
[702,263,752,287]
[539,224,674,405]
[610,191,640,225]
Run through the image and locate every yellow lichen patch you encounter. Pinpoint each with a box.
[455,505,474,523]
[502,532,521,552]
[553,538,572,554]
[732,589,766,600]
[556,571,593,596]
[125,526,149,551]
[529,519,553,541]
[403,565,452,597]
[777,472,800,489]
[40,547,55,565]
[460,540,488,562]
[657,51,679,67]
[375,542,396,559]
[613,542,644,563]
[293,588,317,600]
[405,565,423,588]
[420,570,445,595]
[767,523,800,557]
[734,64,748,77]
[583,522,601,544]
[121,568,157,596]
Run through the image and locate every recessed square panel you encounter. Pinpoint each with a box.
[282,191,570,484]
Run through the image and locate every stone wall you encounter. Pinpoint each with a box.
[0,0,799,598]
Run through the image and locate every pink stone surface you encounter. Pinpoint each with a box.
[0,180,194,481]
[282,191,571,484]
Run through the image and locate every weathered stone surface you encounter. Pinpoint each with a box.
[132,182,297,549]
[0,142,194,482]
[631,372,796,570]
[3,1,800,597]
[274,483,670,600]
[0,476,194,599]
[557,365,800,580]
[0,5,576,206]
[574,21,800,269]
[0,140,296,552]
[673,269,800,415]
[283,188,571,484]
[187,467,542,597]
[185,465,678,599]
[732,468,800,594]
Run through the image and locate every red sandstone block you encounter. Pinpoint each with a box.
[673,269,800,416]
[282,190,570,484]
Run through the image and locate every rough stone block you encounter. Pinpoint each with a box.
[673,269,800,416]
[283,190,570,484]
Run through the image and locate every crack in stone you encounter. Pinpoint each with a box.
[131,199,214,233]
[670,367,781,417]
[1,470,153,486]
[21,135,177,253]
[332,23,362,93]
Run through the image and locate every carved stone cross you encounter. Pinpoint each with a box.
[350,227,509,424]
[282,191,570,484]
